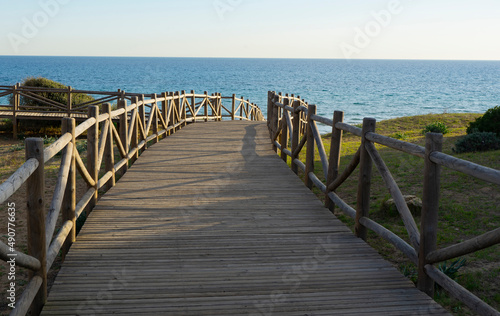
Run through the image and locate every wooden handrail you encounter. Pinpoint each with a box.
[0,158,39,204]
[0,87,264,315]
[267,90,500,316]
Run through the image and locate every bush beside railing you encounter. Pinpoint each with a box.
[267,91,500,316]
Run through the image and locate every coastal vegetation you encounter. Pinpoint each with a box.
[12,77,94,109]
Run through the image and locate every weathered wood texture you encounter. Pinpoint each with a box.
[42,121,449,316]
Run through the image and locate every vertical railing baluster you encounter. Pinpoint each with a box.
[204,91,209,122]
[355,117,376,240]
[153,93,159,144]
[25,137,46,315]
[191,90,196,123]
[232,94,236,121]
[67,86,72,117]
[87,106,99,215]
[304,104,317,189]
[291,100,301,174]
[418,132,443,297]
[325,111,344,212]
[131,97,139,163]
[161,92,168,132]
[240,96,244,121]
[280,96,289,162]
[13,83,20,140]
[103,103,115,191]
[118,98,129,176]
[181,90,187,127]
[61,118,76,258]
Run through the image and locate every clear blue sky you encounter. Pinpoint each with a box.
[1,0,499,60]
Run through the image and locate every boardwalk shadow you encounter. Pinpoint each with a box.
[242,123,259,167]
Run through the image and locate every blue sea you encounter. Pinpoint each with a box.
[1,56,499,133]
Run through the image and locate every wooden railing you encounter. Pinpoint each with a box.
[267,91,500,316]
[0,89,263,315]
[0,84,264,138]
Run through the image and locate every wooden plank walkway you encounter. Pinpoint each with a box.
[42,121,450,315]
[0,110,88,120]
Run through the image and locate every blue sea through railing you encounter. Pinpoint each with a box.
[1,56,499,133]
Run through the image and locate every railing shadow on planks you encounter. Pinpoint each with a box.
[267,91,500,316]
[0,89,264,316]
[0,84,263,139]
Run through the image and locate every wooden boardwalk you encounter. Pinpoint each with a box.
[0,110,88,120]
[41,121,449,315]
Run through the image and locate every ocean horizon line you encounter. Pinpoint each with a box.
[1,55,500,62]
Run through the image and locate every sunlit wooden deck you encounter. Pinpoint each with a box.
[0,110,87,120]
[41,121,449,315]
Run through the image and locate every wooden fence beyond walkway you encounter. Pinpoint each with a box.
[41,121,449,315]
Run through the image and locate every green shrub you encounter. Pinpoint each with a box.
[467,106,500,136]
[391,131,408,140]
[422,121,449,135]
[9,77,95,133]
[11,77,94,109]
[453,132,500,153]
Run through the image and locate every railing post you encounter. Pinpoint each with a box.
[246,99,250,120]
[153,93,159,143]
[238,96,243,121]
[355,117,376,240]
[139,95,147,148]
[232,94,236,121]
[181,90,187,127]
[267,91,272,133]
[271,94,279,153]
[203,91,208,122]
[211,93,215,119]
[325,111,344,212]
[190,90,196,123]
[25,138,47,315]
[67,86,72,117]
[214,93,218,121]
[118,98,129,177]
[12,83,20,140]
[131,97,139,163]
[103,103,115,191]
[280,96,289,162]
[87,106,99,215]
[162,92,168,129]
[219,93,223,121]
[291,100,301,174]
[166,92,174,134]
[61,118,76,258]
[304,104,317,189]
[418,132,443,297]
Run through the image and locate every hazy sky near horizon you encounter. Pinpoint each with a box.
[0,0,499,60]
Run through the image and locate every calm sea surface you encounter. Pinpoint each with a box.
[1,56,499,133]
